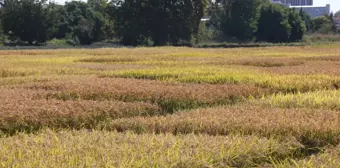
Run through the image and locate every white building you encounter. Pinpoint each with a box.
[271,0,330,18]
[293,5,331,18]
[272,0,313,6]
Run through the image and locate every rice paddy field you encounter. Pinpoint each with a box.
[1,43,340,167]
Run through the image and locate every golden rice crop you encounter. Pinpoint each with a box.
[304,55,340,61]
[0,130,301,168]
[0,88,159,134]
[109,105,340,147]
[108,66,340,92]
[78,54,305,67]
[256,90,340,110]
[0,68,39,78]
[1,45,340,167]
[78,56,141,63]
[2,46,340,93]
[275,144,340,168]
[25,77,269,112]
[0,75,80,87]
[76,63,149,71]
[233,57,305,67]
[259,61,340,75]
[0,99,159,132]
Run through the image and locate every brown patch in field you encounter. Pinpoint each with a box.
[304,56,340,61]
[76,63,149,71]
[110,105,340,146]
[78,57,141,63]
[25,77,269,102]
[154,56,305,67]
[235,58,304,67]
[261,61,340,75]
[0,88,160,131]
[0,99,159,125]
[22,77,271,112]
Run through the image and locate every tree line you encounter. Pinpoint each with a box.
[0,0,338,46]
[209,0,338,43]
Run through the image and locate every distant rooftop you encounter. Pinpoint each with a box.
[272,0,313,6]
[290,4,330,18]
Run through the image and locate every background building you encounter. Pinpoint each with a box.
[296,4,331,18]
[272,0,313,6]
[335,17,340,28]
[272,0,330,18]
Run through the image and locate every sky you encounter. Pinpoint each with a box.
[315,0,340,12]
[55,0,340,13]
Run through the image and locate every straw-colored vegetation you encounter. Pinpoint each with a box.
[108,105,340,147]
[256,90,340,110]
[0,130,302,168]
[26,77,269,112]
[1,44,340,167]
[277,144,340,168]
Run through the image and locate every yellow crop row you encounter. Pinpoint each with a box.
[255,90,340,111]
[0,130,300,168]
[108,66,340,92]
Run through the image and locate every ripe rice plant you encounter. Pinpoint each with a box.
[276,144,340,168]
[109,105,340,147]
[25,77,269,113]
[107,66,340,92]
[0,44,340,167]
[0,89,159,134]
[256,90,340,110]
[0,130,301,168]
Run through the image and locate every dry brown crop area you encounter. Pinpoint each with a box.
[1,44,340,167]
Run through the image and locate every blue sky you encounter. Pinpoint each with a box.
[55,0,340,13]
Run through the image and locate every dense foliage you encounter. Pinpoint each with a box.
[64,1,105,45]
[1,0,51,44]
[210,1,307,43]
[335,10,340,17]
[256,3,292,42]
[210,0,262,41]
[0,0,337,45]
[111,0,208,46]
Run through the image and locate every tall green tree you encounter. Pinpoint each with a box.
[299,8,312,32]
[256,3,291,42]
[335,10,340,17]
[46,3,68,39]
[88,0,108,11]
[1,0,51,44]
[312,15,334,34]
[110,0,208,46]
[88,0,115,40]
[109,0,148,45]
[148,0,208,45]
[211,0,263,41]
[64,1,105,44]
[287,8,306,42]
[329,12,337,33]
